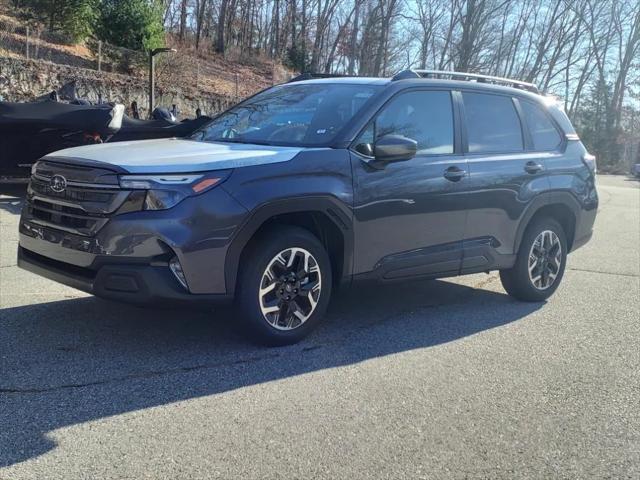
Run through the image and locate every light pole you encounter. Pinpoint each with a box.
[149,47,176,118]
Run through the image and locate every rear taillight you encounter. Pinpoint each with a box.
[582,153,597,175]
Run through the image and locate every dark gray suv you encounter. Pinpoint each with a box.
[18,70,598,345]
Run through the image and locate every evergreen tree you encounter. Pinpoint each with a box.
[22,0,96,42]
[575,80,622,170]
[95,0,164,52]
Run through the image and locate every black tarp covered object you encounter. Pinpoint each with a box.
[0,99,122,132]
[0,100,124,178]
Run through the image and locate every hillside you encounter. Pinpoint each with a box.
[0,4,292,113]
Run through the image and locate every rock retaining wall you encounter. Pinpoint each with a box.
[0,57,236,118]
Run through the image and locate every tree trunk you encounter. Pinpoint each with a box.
[216,0,229,54]
[301,0,307,69]
[179,0,188,41]
[348,0,360,74]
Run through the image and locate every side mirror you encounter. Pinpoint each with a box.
[374,135,417,163]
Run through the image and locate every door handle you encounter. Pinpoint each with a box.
[443,166,466,182]
[524,161,544,174]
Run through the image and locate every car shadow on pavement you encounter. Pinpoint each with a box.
[0,278,543,467]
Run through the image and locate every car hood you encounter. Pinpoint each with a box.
[44,138,313,173]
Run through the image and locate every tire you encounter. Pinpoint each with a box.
[235,225,332,346]
[500,217,567,302]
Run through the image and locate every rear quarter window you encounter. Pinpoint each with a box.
[520,101,562,151]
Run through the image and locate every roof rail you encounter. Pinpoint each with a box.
[288,72,352,83]
[391,69,540,94]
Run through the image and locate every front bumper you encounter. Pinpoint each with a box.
[18,186,248,303]
[18,246,231,306]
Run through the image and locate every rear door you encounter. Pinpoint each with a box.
[350,89,469,279]
[460,91,559,272]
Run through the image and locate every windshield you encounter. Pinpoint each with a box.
[192,83,382,147]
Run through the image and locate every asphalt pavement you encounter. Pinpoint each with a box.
[0,175,638,479]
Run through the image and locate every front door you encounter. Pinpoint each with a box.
[350,89,469,280]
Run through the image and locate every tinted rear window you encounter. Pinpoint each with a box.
[521,101,562,151]
[463,92,523,153]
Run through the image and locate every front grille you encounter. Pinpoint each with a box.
[30,199,102,232]
[36,160,120,185]
[30,177,114,203]
[25,164,136,236]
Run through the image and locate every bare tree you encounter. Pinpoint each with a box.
[178,0,188,41]
[154,0,639,168]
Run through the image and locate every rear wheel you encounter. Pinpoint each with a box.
[500,218,567,302]
[236,226,332,346]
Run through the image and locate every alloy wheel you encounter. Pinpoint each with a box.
[528,230,562,290]
[258,247,322,330]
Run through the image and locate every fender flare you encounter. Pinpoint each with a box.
[513,191,581,253]
[224,196,353,295]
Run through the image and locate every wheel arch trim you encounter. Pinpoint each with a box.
[514,191,581,254]
[224,196,353,295]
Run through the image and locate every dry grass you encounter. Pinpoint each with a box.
[0,4,293,101]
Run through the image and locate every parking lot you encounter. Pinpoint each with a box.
[0,175,638,479]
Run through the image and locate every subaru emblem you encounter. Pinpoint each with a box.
[50,175,67,193]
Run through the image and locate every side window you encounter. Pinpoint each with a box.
[463,92,523,153]
[521,101,562,151]
[366,90,454,155]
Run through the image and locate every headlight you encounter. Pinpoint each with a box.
[118,170,231,210]
[144,189,187,210]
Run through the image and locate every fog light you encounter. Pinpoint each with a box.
[169,256,189,290]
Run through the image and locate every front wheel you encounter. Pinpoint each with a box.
[236,226,332,346]
[500,218,567,302]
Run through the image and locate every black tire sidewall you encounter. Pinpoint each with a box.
[501,218,568,302]
[236,226,332,346]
